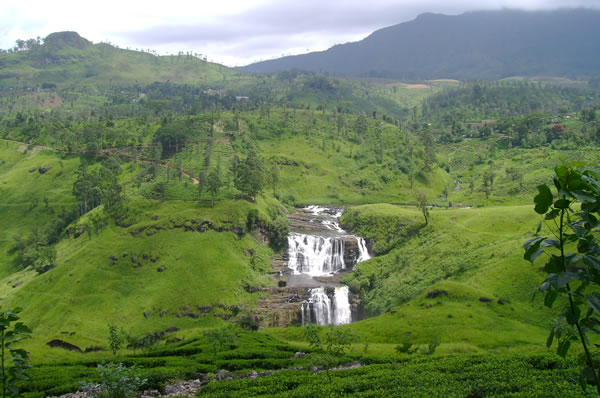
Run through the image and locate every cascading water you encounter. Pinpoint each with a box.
[287,233,346,276]
[332,286,351,325]
[301,286,352,326]
[289,206,371,326]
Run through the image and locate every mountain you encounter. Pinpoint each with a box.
[0,31,235,89]
[241,9,600,80]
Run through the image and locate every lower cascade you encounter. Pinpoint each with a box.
[301,287,352,326]
[287,206,370,326]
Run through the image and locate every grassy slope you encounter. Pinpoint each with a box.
[0,140,284,361]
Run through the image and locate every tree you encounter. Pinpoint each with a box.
[414,191,430,226]
[269,165,280,194]
[206,167,221,207]
[198,170,207,197]
[0,308,31,398]
[524,162,600,393]
[234,152,265,200]
[269,216,289,250]
[107,324,123,356]
[304,324,358,384]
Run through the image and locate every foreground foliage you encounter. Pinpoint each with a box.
[15,329,590,397]
[0,308,32,398]
[525,161,600,393]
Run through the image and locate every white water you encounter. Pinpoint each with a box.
[287,233,346,276]
[332,286,351,325]
[302,286,351,325]
[356,237,371,264]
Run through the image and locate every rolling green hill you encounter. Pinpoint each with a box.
[0,32,238,89]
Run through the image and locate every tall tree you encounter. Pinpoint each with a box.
[235,152,265,200]
[206,168,221,207]
[414,191,430,226]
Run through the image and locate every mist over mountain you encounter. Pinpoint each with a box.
[241,9,600,80]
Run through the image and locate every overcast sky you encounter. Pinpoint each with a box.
[1,0,599,66]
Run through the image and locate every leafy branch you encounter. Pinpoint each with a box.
[524,161,600,393]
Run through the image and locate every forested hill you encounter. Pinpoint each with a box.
[241,9,600,80]
[0,31,236,89]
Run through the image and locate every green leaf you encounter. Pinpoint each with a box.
[587,294,600,315]
[545,208,560,220]
[546,329,555,348]
[534,185,553,214]
[557,339,571,358]
[584,255,600,271]
[541,239,560,249]
[565,253,581,265]
[544,255,563,273]
[524,237,544,263]
[554,199,571,209]
[572,191,597,204]
[547,272,579,290]
[544,289,558,308]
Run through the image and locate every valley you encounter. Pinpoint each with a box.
[0,12,599,396]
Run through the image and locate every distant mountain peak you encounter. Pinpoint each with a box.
[44,31,92,50]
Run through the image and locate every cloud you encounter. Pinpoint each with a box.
[2,0,600,65]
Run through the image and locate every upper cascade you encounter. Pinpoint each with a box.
[286,206,370,277]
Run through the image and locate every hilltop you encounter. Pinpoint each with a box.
[241,9,600,80]
[0,31,237,89]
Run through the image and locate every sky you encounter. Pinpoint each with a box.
[1,0,599,67]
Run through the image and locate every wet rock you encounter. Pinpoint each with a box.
[479,297,492,303]
[295,352,306,358]
[84,346,103,353]
[38,167,51,174]
[157,265,166,272]
[143,312,151,319]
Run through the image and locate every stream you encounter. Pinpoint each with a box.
[283,206,370,325]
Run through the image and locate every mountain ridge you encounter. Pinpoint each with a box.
[240,8,600,80]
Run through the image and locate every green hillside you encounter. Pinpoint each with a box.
[0,32,238,90]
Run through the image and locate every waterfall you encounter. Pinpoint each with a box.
[333,286,351,325]
[356,237,371,264]
[289,206,371,326]
[302,287,351,326]
[287,233,346,276]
